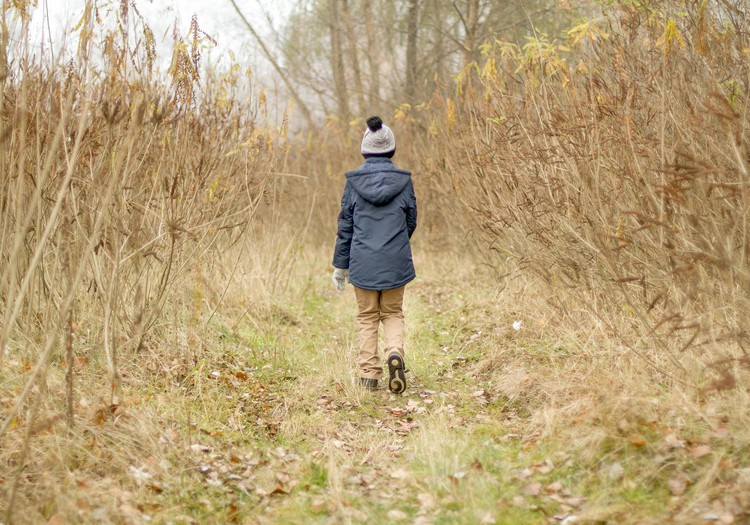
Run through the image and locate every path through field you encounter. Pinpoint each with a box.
[41,251,747,525]
[113,252,592,525]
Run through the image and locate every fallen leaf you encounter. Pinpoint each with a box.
[534,459,555,474]
[448,471,466,485]
[668,474,690,496]
[391,469,408,479]
[523,482,543,496]
[470,458,484,471]
[386,509,408,520]
[417,492,436,510]
[711,427,730,440]
[546,481,564,493]
[628,434,646,447]
[607,462,624,480]
[30,414,63,436]
[206,476,223,488]
[311,497,328,512]
[564,496,586,508]
[81,497,97,514]
[689,444,711,457]
[406,399,421,410]
[479,512,495,524]
[227,504,240,524]
[275,472,291,484]
[664,433,685,450]
[269,485,289,496]
[128,465,152,486]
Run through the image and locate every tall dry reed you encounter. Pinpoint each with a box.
[413,0,750,387]
[0,2,281,520]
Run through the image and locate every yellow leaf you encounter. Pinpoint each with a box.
[446,98,457,129]
[656,19,685,56]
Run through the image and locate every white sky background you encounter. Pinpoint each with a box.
[23,0,292,78]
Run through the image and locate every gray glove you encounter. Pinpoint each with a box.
[332,268,349,291]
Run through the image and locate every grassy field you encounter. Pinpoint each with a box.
[5,246,746,524]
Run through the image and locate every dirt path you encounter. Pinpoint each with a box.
[83,254,747,525]
[111,257,591,525]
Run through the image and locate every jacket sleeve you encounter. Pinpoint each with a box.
[332,181,353,269]
[406,180,417,239]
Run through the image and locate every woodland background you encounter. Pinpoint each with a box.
[0,0,749,523]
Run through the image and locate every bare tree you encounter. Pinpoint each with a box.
[231,0,566,123]
[363,0,381,111]
[405,0,419,103]
[342,0,366,116]
[228,0,313,126]
[462,0,480,66]
[328,0,350,120]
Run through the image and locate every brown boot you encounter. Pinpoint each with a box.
[358,377,378,391]
[386,351,406,394]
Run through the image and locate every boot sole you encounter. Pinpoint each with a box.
[358,378,378,391]
[387,353,406,394]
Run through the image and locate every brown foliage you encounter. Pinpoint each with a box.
[408,1,750,384]
[0,5,280,520]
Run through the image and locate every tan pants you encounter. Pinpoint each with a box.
[353,286,405,380]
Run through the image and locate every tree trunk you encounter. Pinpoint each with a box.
[463,0,480,67]
[405,0,419,103]
[431,0,445,92]
[0,11,8,83]
[363,0,381,111]
[342,0,366,116]
[329,0,350,121]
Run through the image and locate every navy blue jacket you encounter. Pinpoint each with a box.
[332,158,417,290]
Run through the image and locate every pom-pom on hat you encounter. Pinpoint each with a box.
[360,116,396,155]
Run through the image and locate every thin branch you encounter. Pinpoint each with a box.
[228,0,314,126]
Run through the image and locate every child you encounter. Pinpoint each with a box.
[331,116,417,394]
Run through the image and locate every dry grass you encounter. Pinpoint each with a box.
[0,2,282,521]
[402,0,750,387]
[2,0,750,523]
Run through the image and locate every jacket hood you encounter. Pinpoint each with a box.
[346,158,411,206]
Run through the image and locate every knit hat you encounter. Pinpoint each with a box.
[360,116,396,155]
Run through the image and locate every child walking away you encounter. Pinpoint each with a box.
[331,116,417,394]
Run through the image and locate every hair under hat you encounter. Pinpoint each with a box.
[360,116,396,156]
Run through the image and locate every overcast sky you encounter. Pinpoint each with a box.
[24,0,292,72]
